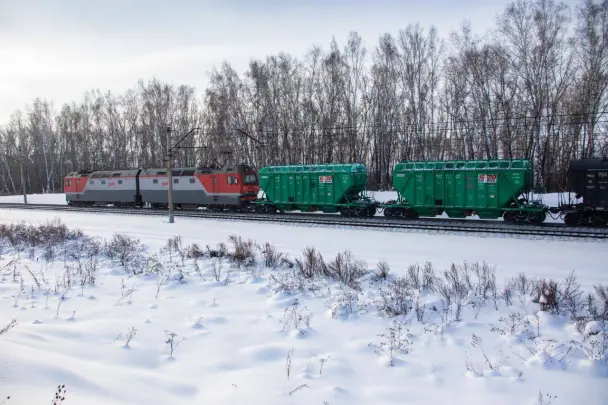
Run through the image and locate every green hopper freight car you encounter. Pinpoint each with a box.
[383,159,549,223]
[255,163,377,216]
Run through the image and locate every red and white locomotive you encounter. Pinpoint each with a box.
[64,164,259,211]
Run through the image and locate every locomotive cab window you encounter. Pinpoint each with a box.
[173,179,179,184]
[228,176,238,185]
[244,174,257,184]
[66,180,71,187]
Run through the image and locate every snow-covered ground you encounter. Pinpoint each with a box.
[0,208,606,404]
[0,193,68,205]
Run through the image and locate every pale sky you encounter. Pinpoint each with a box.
[0,0,579,125]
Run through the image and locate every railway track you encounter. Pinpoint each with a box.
[0,202,607,241]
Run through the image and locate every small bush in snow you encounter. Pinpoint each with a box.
[104,233,145,274]
[573,331,608,362]
[211,258,231,284]
[51,384,67,405]
[227,235,256,267]
[163,235,185,264]
[117,326,138,348]
[261,242,284,269]
[537,279,560,313]
[437,271,467,321]
[513,272,534,297]
[376,277,414,317]
[206,242,227,258]
[470,333,507,372]
[281,300,312,335]
[295,247,327,279]
[368,320,413,366]
[185,243,205,259]
[490,312,533,338]
[0,318,17,335]
[285,348,294,379]
[373,259,390,281]
[537,391,557,405]
[0,219,83,255]
[268,270,326,297]
[326,250,366,289]
[593,284,608,321]
[164,330,187,357]
[328,290,360,319]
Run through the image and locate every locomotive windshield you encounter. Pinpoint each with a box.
[244,174,258,184]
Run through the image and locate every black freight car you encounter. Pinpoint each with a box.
[555,158,608,226]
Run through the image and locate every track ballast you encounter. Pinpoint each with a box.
[0,202,607,241]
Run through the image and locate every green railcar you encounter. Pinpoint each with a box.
[255,163,377,216]
[383,159,548,223]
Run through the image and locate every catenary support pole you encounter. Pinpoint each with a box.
[167,126,174,223]
[19,145,27,204]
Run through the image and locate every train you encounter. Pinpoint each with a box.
[63,157,608,227]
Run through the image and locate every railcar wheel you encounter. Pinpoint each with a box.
[563,213,579,226]
[592,215,607,227]
[404,209,419,219]
[529,212,546,224]
[503,212,516,223]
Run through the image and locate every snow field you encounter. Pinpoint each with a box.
[0,209,606,291]
[0,217,606,405]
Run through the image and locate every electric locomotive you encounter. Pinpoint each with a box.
[64,164,259,211]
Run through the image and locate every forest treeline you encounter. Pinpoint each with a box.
[1,0,607,194]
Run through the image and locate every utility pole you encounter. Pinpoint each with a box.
[20,154,27,204]
[166,127,174,223]
[165,126,202,224]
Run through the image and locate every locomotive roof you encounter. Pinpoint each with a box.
[569,158,608,171]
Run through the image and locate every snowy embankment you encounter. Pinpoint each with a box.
[0,212,606,405]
